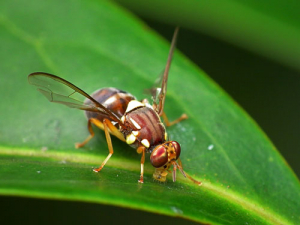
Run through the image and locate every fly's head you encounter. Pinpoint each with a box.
[150,141,186,182]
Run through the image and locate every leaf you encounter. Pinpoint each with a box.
[0,0,299,224]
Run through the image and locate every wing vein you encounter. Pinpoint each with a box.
[28,72,126,128]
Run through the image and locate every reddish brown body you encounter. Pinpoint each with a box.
[85,87,166,153]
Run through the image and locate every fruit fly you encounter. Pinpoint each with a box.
[28,27,201,185]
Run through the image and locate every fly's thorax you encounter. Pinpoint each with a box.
[120,100,166,150]
[84,88,136,121]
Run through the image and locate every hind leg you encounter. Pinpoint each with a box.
[161,112,188,127]
[93,119,116,172]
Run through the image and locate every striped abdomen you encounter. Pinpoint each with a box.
[121,101,166,151]
[84,88,136,121]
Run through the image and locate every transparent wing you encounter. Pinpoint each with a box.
[28,72,125,127]
[144,69,163,104]
[154,27,179,116]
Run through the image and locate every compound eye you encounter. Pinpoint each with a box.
[171,141,181,159]
[150,145,168,168]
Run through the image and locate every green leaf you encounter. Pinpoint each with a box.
[0,0,299,224]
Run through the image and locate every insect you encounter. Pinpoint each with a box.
[28,27,201,185]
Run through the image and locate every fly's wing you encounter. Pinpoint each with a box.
[28,72,125,128]
[154,27,179,116]
[144,70,163,105]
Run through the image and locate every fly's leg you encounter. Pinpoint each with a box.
[176,158,202,186]
[75,118,125,173]
[137,146,146,183]
[161,112,188,127]
[93,119,117,172]
[75,118,125,148]
[75,118,100,148]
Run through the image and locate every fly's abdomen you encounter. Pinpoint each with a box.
[122,102,166,150]
[85,88,136,121]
